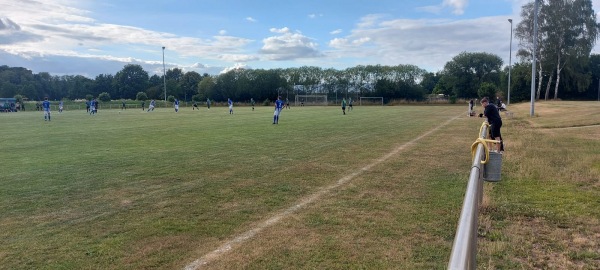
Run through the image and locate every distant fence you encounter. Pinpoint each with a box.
[448,121,499,269]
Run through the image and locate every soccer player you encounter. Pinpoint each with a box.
[174,98,180,113]
[206,98,211,110]
[349,98,353,111]
[273,96,284,124]
[285,98,290,109]
[228,98,233,114]
[59,101,64,113]
[481,97,504,152]
[147,99,155,112]
[193,101,199,110]
[341,98,347,115]
[89,99,96,115]
[251,98,255,111]
[42,97,51,121]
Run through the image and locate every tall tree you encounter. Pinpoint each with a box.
[114,64,149,99]
[437,52,503,98]
[180,71,202,102]
[515,1,547,100]
[517,0,599,100]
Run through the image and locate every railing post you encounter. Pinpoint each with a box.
[448,123,489,270]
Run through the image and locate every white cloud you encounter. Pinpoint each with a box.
[260,27,322,60]
[443,0,468,15]
[269,27,291,34]
[416,0,468,16]
[325,14,515,71]
[246,17,257,22]
[330,29,342,35]
[308,13,323,19]
[416,5,443,15]
[0,0,256,74]
[328,38,349,49]
[220,63,249,74]
[218,54,259,62]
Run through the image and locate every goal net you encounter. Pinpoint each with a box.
[295,95,328,106]
[359,97,384,106]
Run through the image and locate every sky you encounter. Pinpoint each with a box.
[1,0,600,78]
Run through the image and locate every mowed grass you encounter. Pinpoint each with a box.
[1,102,597,269]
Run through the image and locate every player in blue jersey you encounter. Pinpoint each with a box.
[89,99,95,115]
[228,98,233,114]
[42,97,51,121]
[90,99,98,115]
[273,96,284,124]
[174,98,180,112]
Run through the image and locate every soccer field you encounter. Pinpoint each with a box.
[1,105,489,269]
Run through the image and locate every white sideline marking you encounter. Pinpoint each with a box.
[184,115,460,270]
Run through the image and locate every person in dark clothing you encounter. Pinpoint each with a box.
[480,97,504,152]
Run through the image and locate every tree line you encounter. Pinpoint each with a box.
[1,0,598,104]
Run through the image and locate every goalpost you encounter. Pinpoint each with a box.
[359,97,384,106]
[295,95,328,106]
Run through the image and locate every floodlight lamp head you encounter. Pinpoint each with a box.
[508,19,512,23]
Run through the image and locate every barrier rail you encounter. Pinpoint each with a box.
[448,121,499,269]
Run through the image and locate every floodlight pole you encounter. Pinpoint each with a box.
[508,19,513,105]
[530,0,539,116]
[162,46,167,102]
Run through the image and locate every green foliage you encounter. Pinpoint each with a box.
[262,98,271,106]
[85,94,93,101]
[191,94,202,102]
[135,91,148,101]
[507,62,532,102]
[478,82,498,99]
[98,92,111,102]
[114,64,149,100]
[167,95,175,102]
[449,95,457,104]
[441,52,503,98]
[420,72,440,94]
[13,94,23,103]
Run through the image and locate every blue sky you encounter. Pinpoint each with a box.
[1,0,599,78]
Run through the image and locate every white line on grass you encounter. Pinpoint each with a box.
[184,114,461,270]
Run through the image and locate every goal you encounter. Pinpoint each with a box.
[359,97,384,106]
[295,95,328,106]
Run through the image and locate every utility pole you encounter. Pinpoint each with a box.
[162,46,166,102]
[530,0,539,116]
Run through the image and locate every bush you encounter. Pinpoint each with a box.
[449,95,457,104]
[192,94,203,102]
[13,94,23,103]
[136,92,148,101]
[262,99,271,106]
[478,82,497,99]
[98,92,111,102]
[86,94,94,101]
[167,95,175,102]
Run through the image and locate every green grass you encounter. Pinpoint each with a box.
[1,102,598,269]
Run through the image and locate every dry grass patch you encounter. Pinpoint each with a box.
[477,101,600,269]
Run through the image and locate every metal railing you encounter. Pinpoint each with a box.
[447,122,489,270]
